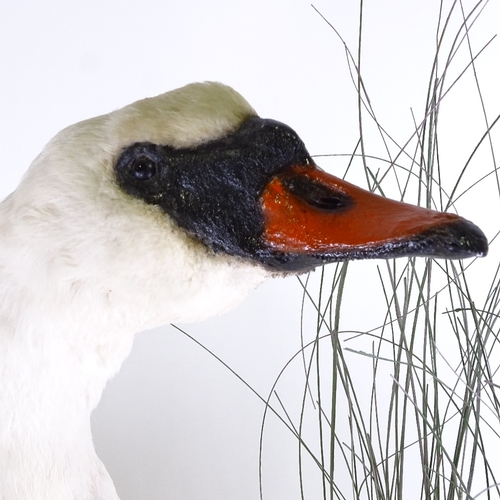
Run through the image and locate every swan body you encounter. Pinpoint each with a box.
[0,82,488,499]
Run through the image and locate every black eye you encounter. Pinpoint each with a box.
[130,157,156,181]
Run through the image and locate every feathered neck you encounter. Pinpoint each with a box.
[0,122,268,497]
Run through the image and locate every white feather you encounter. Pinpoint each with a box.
[0,82,269,499]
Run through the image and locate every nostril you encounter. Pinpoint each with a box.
[280,174,353,211]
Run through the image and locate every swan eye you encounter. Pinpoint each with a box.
[115,143,166,201]
[130,158,156,181]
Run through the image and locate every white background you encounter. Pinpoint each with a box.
[1,1,499,499]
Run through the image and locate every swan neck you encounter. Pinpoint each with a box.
[0,322,132,499]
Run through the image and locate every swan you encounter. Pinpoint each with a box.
[0,82,488,499]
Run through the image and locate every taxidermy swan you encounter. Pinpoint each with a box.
[0,82,488,499]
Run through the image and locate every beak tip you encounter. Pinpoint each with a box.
[426,218,489,259]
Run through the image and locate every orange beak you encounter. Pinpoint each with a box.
[261,163,488,267]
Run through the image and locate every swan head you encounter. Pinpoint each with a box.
[109,82,487,271]
[3,82,488,330]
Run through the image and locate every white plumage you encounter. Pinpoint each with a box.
[0,83,268,499]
